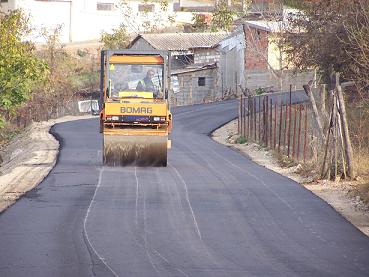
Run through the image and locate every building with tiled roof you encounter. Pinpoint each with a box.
[129,30,246,106]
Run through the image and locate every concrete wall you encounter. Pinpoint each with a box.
[244,69,314,92]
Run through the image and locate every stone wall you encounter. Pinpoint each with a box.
[172,68,218,106]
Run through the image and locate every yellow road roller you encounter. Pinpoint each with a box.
[99,50,172,166]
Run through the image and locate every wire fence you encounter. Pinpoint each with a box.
[238,90,318,164]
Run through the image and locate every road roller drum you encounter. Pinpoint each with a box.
[103,133,168,166]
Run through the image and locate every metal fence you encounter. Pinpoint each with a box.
[238,89,317,163]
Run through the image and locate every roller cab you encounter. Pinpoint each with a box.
[100,50,172,166]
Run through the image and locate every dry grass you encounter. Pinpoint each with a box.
[347,100,369,175]
[0,124,21,147]
[272,150,297,168]
[0,124,21,164]
[353,148,369,177]
[357,181,369,206]
[346,99,369,207]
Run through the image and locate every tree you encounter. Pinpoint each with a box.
[211,0,236,32]
[191,13,211,32]
[33,26,100,121]
[118,0,175,34]
[101,23,130,49]
[0,9,48,126]
[343,1,369,90]
[280,0,369,88]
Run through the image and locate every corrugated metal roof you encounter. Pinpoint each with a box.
[131,32,230,51]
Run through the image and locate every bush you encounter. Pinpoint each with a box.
[236,135,247,144]
[255,88,265,95]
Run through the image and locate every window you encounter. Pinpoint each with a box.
[198,77,206,87]
[107,63,164,99]
[97,3,115,11]
[256,30,261,40]
[138,4,155,12]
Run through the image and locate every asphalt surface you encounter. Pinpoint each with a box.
[1,100,369,277]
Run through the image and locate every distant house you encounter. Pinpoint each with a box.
[0,0,193,44]
[129,31,245,106]
[242,20,283,71]
[0,0,285,44]
[241,20,313,92]
[129,32,229,69]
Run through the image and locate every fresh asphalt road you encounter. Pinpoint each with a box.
[1,100,369,277]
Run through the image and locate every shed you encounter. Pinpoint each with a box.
[129,32,229,69]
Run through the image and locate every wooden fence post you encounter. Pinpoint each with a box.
[278,100,283,153]
[297,105,302,161]
[287,87,292,157]
[238,98,241,134]
[292,105,297,159]
[274,101,277,149]
[240,94,243,135]
[269,99,274,148]
[284,100,288,154]
[253,97,256,142]
[337,85,355,179]
[303,83,325,142]
[321,84,329,121]
[303,106,308,163]
[258,97,261,143]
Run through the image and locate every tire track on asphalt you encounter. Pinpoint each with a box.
[135,167,189,277]
[83,167,119,277]
[169,164,202,240]
[166,162,234,277]
[134,167,161,276]
[172,139,304,274]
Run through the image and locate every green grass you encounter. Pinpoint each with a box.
[236,135,247,144]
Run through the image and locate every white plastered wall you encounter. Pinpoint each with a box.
[2,0,193,44]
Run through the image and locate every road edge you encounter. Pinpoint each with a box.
[211,119,369,237]
[0,115,95,214]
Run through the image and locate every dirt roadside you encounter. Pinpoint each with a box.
[0,115,95,213]
[212,119,369,237]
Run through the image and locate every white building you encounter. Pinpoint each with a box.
[0,0,196,44]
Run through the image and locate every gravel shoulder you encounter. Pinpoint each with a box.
[0,115,95,213]
[212,119,369,237]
